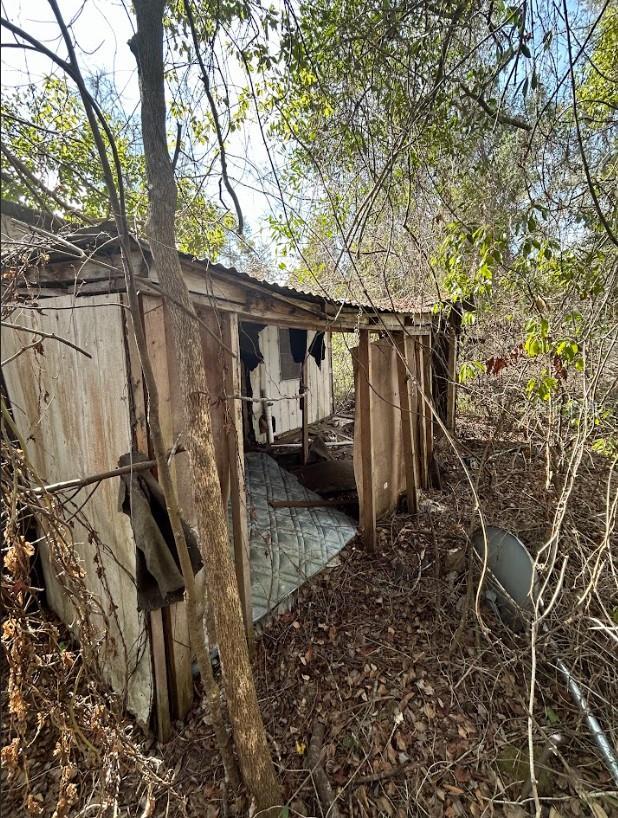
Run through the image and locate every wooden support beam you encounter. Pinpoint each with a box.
[395,332,418,515]
[300,359,309,465]
[422,333,434,477]
[414,333,434,488]
[122,296,172,741]
[143,295,194,724]
[148,609,172,741]
[414,336,429,489]
[409,337,423,492]
[222,313,253,645]
[268,497,356,509]
[358,330,376,551]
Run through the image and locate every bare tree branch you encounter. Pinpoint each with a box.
[183,0,245,235]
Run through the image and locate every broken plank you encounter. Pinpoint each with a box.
[268,497,357,509]
[358,330,377,551]
[222,313,253,645]
[395,332,418,515]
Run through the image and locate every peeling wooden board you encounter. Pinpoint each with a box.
[420,334,434,484]
[353,336,407,525]
[414,336,430,489]
[222,314,253,642]
[395,332,418,515]
[122,296,172,741]
[1,293,153,725]
[355,331,376,550]
[141,294,193,722]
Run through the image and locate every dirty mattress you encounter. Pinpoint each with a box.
[244,452,357,621]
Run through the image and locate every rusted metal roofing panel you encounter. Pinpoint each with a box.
[1,212,432,316]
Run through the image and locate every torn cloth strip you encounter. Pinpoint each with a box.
[117,452,202,611]
[239,322,265,372]
[288,328,308,364]
[308,332,326,368]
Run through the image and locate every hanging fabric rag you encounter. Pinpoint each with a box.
[117,452,202,610]
[288,328,308,363]
[309,331,326,368]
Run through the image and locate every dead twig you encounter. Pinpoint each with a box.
[305,721,340,818]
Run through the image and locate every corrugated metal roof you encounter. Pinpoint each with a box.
[181,252,431,315]
[2,212,431,315]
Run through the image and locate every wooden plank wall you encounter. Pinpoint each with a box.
[138,296,249,722]
[248,326,333,442]
[353,337,406,521]
[353,331,434,535]
[1,294,153,725]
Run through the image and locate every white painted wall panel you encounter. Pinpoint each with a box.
[248,326,333,442]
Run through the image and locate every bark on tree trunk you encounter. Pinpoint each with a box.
[130,2,282,813]
[43,0,239,785]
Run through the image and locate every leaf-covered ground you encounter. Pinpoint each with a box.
[156,417,616,817]
[2,418,615,817]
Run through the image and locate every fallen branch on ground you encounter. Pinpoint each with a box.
[305,720,340,818]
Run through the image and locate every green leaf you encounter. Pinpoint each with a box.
[545,706,560,725]
[524,336,541,357]
[458,360,485,383]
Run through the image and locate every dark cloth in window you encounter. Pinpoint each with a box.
[288,328,308,363]
[239,322,265,372]
[308,332,326,368]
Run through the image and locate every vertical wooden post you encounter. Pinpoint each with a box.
[414,335,430,489]
[395,332,418,515]
[358,330,377,551]
[406,335,422,491]
[122,296,172,741]
[149,610,172,740]
[300,359,309,464]
[415,333,434,488]
[143,294,194,723]
[422,333,434,475]
[222,313,253,645]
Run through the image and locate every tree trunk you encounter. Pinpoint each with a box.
[44,0,239,787]
[130,2,282,813]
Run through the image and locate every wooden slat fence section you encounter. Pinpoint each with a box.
[1,294,153,724]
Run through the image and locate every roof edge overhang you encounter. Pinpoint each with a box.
[2,216,434,331]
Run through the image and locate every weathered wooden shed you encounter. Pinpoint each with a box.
[1,206,456,738]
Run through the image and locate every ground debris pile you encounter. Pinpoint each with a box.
[0,436,176,818]
[2,414,616,817]
[156,416,616,817]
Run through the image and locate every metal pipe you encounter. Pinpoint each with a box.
[472,527,618,787]
[555,656,618,787]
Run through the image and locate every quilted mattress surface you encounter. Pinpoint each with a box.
[244,452,357,621]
